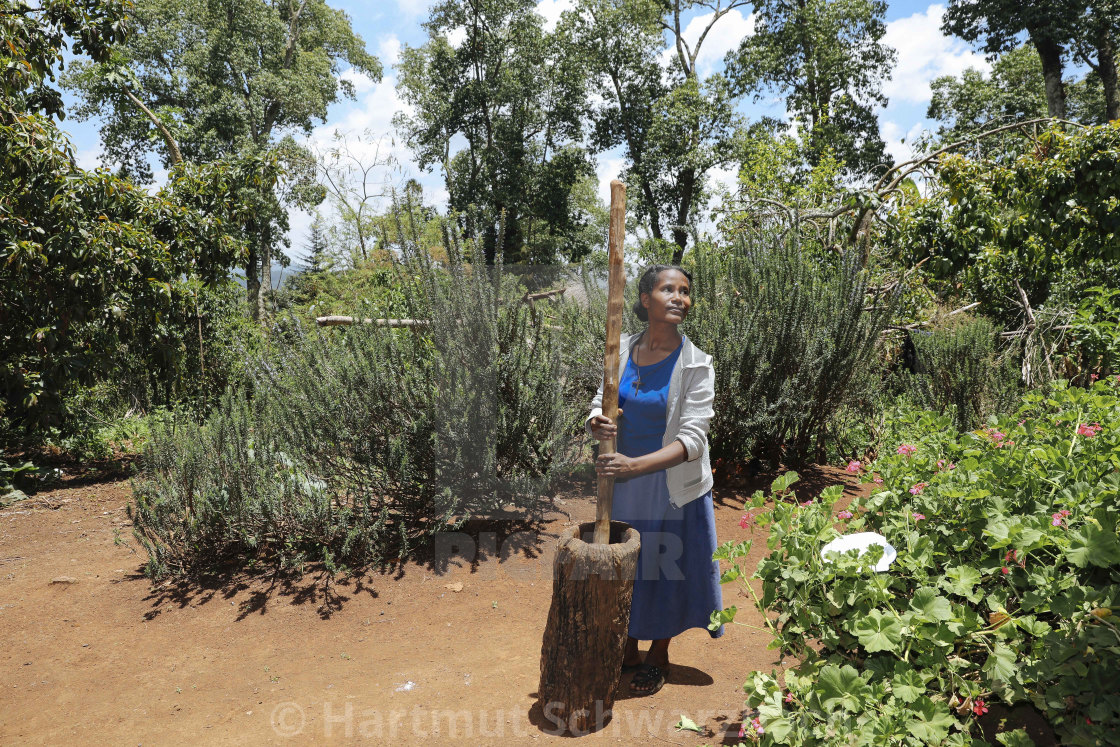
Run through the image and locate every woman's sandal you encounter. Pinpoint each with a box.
[629,663,669,696]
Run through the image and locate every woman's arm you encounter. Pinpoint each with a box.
[595,439,687,479]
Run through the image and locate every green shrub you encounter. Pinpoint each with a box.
[688,235,898,465]
[130,217,581,577]
[718,379,1120,745]
[903,315,1021,431]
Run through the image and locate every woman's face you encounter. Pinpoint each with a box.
[641,269,692,324]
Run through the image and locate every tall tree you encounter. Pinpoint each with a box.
[1073,1,1120,121]
[1,0,250,432]
[564,0,747,263]
[65,0,381,318]
[942,0,1081,119]
[726,0,895,178]
[928,44,1109,145]
[395,0,598,264]
[928,46,1048,137]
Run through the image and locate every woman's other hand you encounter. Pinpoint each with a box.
[595,452,638,479]
[589,410,622,441]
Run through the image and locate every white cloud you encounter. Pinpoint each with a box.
[535,0,572,33]
[596,155,628,208]
[378,34,402,67]
[446,26,467,48]
[286,67,449,261]
[883,4,991,106]
[75,146,102,172]
[881,120,926,165]
[395,0,432,20]
[658,9,754,78]
[707,164,739,196]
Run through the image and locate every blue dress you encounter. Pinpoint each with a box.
[614,337,724,640]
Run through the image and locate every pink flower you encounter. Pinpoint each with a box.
[846,460,862,473]
[1051,513,1064,527]
[1019,419,1026,425]
[1001,566,1010,575]
[739,514,751,530]
[800,500,813,507]
[1090,373,1099,382]
[837,510,854,520]
[909,482,928,495]
[738,725,745,738]
[872,475,883,485]
[785,692,795,703]
[897,444,916,457]
[1060,509,1071,517]
[973,698,989,716]
[1077,423,1102,438]
[937,459,956,471]
[912,512,926,521]
[752,717,765,735]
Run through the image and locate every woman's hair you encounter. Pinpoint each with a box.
[632,264,693,322]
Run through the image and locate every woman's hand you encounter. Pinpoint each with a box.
[595,452,639,479]
[589,410,622,441]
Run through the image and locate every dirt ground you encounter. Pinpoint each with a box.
[0,464,867,746]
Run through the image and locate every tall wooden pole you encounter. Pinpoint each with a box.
[594,180,627,545]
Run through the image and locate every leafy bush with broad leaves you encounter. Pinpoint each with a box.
[687,235,897,465]
[715,379,1120,746]
[1066,286,1120,380]
[893,122,1120,325]
[131,218,583,577]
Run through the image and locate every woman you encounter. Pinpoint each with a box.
[586,264,722,697]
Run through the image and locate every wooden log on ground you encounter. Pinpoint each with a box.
[537,521,640,735]
[316,316,431,327]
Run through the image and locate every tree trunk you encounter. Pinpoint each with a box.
[538,521,640,735]
[246,243,260,322]
[1098,26,1119,122]
[670,167,695,264]
[1030,32,1067,118]
[257,223,272,321]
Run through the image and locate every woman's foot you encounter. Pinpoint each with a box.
[621,637,643,672]
[629,662,670,696]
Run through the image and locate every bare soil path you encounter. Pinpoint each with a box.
[0,466,866,745]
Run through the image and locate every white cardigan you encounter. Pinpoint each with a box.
[585,331,715,507]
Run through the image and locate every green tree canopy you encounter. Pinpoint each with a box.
[726,0,896,179]
[563,0,747,263]
[893,123,1120,322]
[941,0,1082,118]
[395,0,598,264]
[1,0,256,433]
[65,0,381,317]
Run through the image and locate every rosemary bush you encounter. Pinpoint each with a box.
[131,217,580,577]
[903,315,1020,431]
[688,234,897,464]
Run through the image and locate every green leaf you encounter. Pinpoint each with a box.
[941,565,982,601]
[851,609,904,652]
[983,643,1018,683]
[907,696,955,743]
[1066,520,1120,568]
[891,669,927,703]
[719,565,741,584]
[910,587,953,622]
[996,729,1035,747]
[709,606,736,631]
[674,715,701,733]
[771,470,800,495]
[816,664,870,711]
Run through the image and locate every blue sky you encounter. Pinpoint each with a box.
[60,0,994,261]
